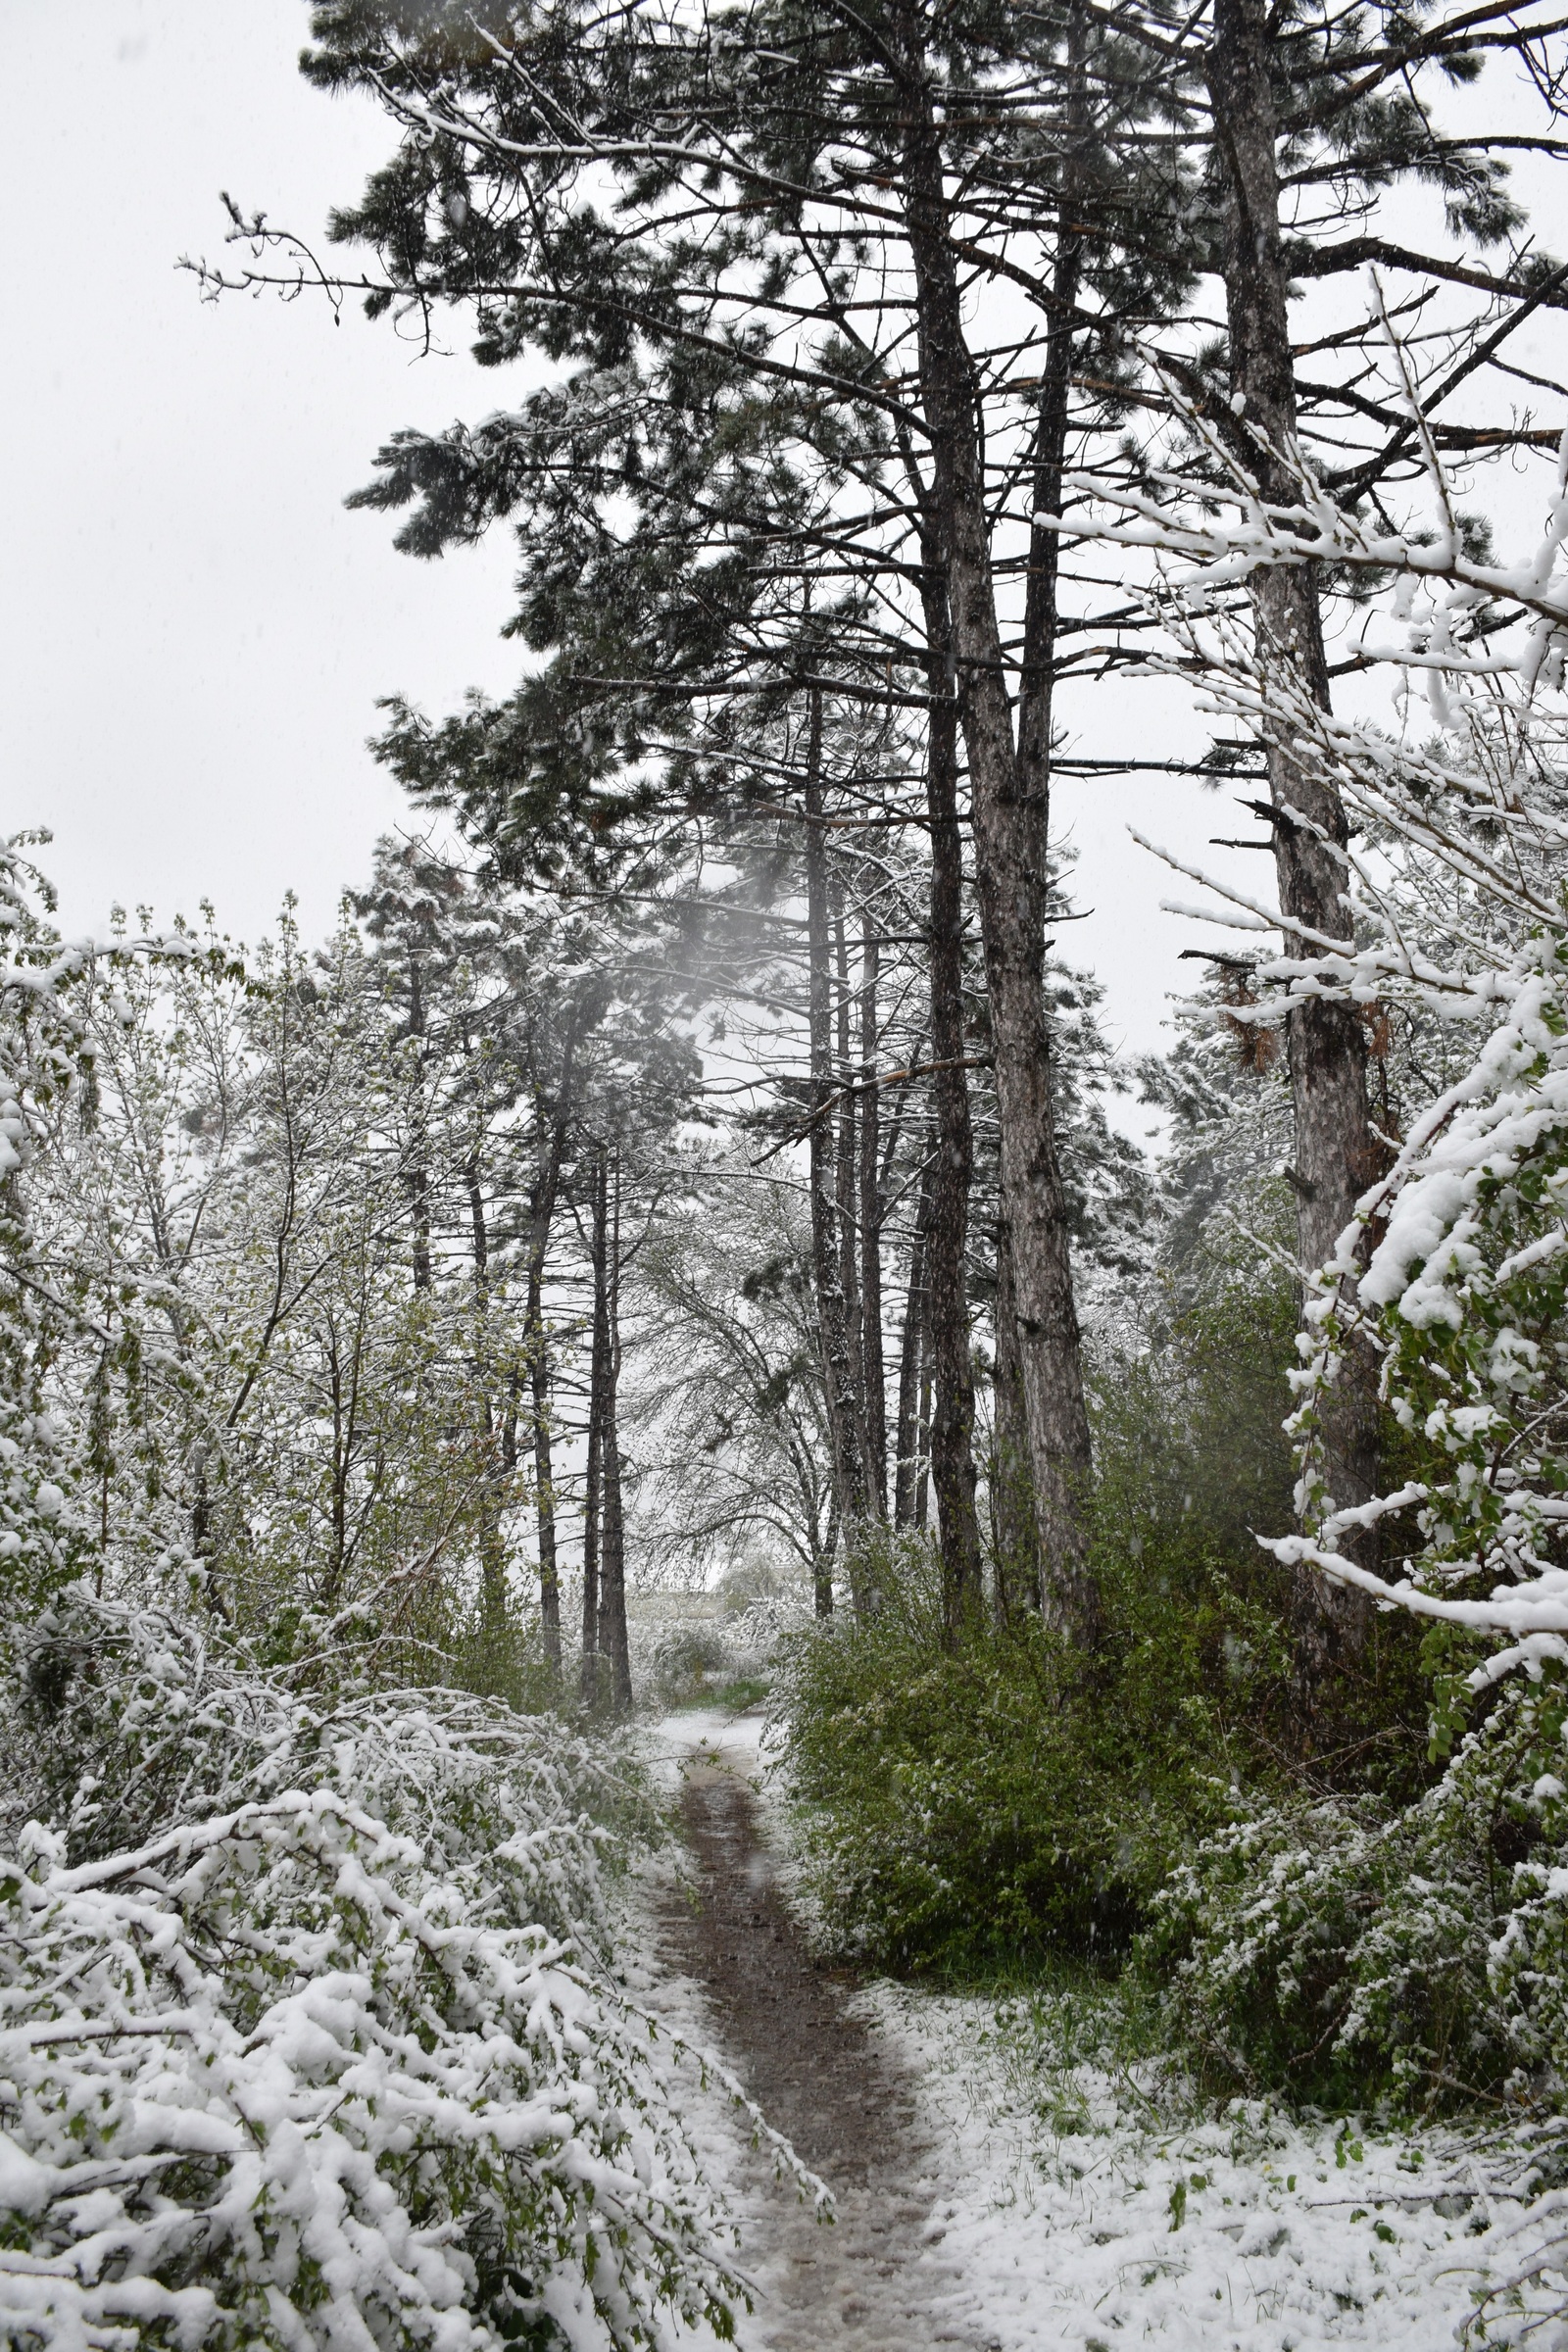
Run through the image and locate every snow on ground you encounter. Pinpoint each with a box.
[862,1974,1567,2350]
[630,1708,1568,2351]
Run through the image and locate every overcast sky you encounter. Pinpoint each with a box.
[2,2,1556,1097]
[0,3,522,942]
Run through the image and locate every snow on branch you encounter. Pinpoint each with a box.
[0,1589,824,2352]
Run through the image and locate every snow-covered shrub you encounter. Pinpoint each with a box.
[0,1589,808,2351]
[1148,1669,1568,2113]
[724,1591,812,1661]
[645,1618,734,1706]
[4,1584,642,1908]
[1278,935,1568,1697]
[641,1589,810,1708]
[0,839,109,1619]
[0,1795,750,2352]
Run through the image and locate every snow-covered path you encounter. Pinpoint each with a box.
[634,1714,993,2348]
[630,1713,1564,2352]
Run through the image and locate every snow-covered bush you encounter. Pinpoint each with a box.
[1277,935,1568,1701]
[4,1584,640,1903]
[0,1589,810,2352]
[645,1618,735,1706]
[1148,1669,1568,2113]
[641,1589,811,1708]
[0,839,109,1620]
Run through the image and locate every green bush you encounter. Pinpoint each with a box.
[1144,1669,1568,2114]
[774,1265,1438,1984]
[775,1523,1286,1976]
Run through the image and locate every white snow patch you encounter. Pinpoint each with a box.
[863,1981,1561,2349]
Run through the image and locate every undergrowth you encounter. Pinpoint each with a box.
[769,1268,1560,2123]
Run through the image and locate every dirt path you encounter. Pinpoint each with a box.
[658,1737,992,2351]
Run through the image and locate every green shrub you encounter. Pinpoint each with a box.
[775,1528,1284,1976]
[775,1263,1439,1984]
[1145,1669,1568,2113]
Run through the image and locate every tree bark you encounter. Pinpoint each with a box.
[804,696,868,1545]
[524,1056,573,1667]
[895,24,1097,1639]
[894,1151,934,1531]
[992,1204,1043,1618]
[834,897,864,1456]
[406,959,432,1294]
[580,1144,609,1706]
[466,1151,509,1632]
[915,560,984,1634]
[1207,0,1377,1688]
[597,1151,632,1711]
[858,902,889,1521]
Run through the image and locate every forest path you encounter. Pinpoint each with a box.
[655,1725,993,2350]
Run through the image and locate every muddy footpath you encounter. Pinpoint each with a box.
[656,1733,998,2351]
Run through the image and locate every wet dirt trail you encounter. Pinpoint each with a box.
[659,1740,993,2350]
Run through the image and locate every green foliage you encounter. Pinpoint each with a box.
[777,1520,1275,1978]
[454,1611,573,1720]
[1143,1668,1568,2114]
[1098,1262,1435,1801]
[777,1264,1438,1983]
[706,1674,772,1712]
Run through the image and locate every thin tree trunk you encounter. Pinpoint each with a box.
[580,1145,609,1706]
[530,1359,559,1660]
[858,899,888,1521]
[915,1326,932,1533]
[525,1060,574,1668]
[914,561,984,1636]
[1207,0,1376,1690]
[834,893,869,1485]
[894,1150,935,1529]
[597,1152,632,1712]
[895,32,1097,1639]
[467,1151,509,1631]
[814,1490,839,1617]
[993,1205,1042,1616]
[804,696,867,1542]
[407,960,432,1293]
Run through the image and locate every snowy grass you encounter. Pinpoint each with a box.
[864,1976,1568,2350]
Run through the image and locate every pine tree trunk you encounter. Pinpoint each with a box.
[580,1145,609,1707]
[834,900,864,1446]
[1207,0,1376,1688]
[991,183,1084,1631]
[530,1361,560,1663]
[992,1205,1043,1617]
[467,1152,509,1632]
[896,50,1097,1639]
[858,906,889,1521]
[407,960,432,1294]
[525,1071,573,1667]
[597,1152,632,1712]
[915,1334,932,1533]
[894,1152,934,1530]
[916,564,983,1633]
[805,698,868,1541]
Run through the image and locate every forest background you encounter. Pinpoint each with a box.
[7,1,1568,2347]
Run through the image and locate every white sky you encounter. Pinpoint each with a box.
[1,2,1559,1110]
[0,1,518,947]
